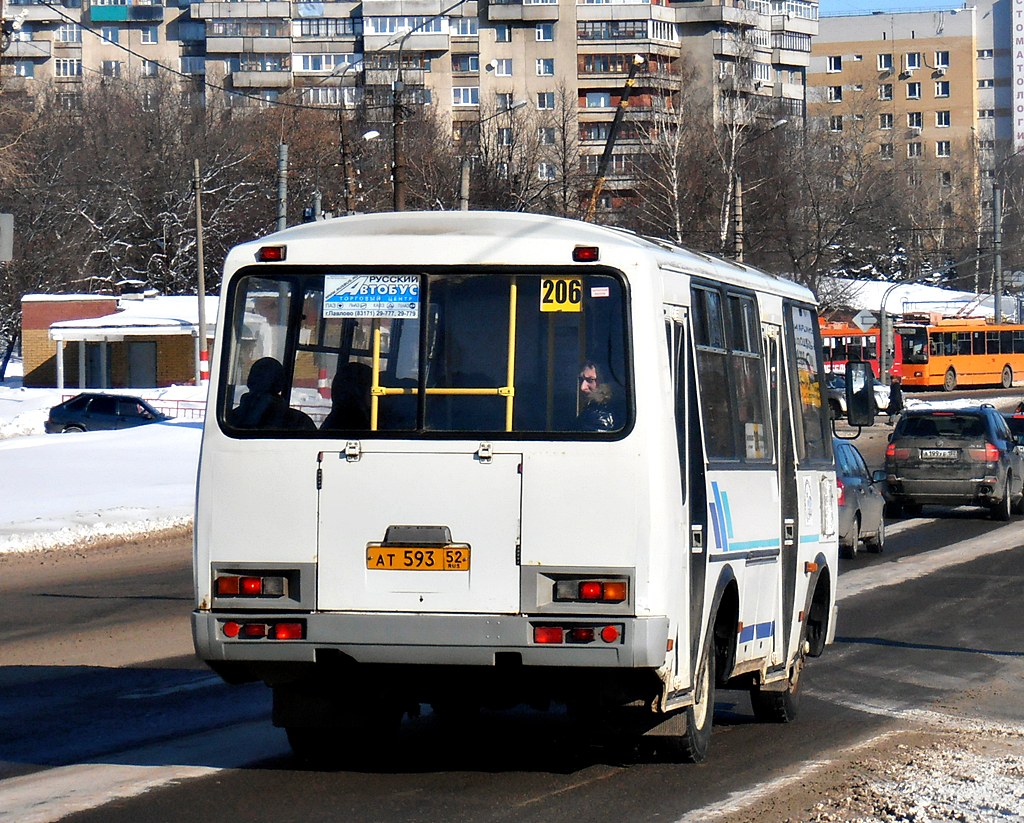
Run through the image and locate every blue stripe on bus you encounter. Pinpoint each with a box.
[722,490,735,539]
[799,534,821,544]
[726,539,780,551]
[711,482,730,552]
[739,622,775,643]
[709,502,723,550]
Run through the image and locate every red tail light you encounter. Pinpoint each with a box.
[270,622,304,640]
[886,443,910,460]
[579,582,602,600]
[534,626,564,644]
[969,443,1000,462]
[836,477,846,507]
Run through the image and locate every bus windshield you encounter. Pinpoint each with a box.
[898,326,929,364]
[219,269,631,437]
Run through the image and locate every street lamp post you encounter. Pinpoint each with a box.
[390,27,415,212]
[459,99,528,210]
[878,281,903,384]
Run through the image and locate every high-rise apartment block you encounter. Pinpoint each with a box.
[1,0,817,203]
[809,3,1011,226]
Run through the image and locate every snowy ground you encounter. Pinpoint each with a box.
[0,357,205,553]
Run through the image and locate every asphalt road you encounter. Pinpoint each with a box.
[1,505,1021,823]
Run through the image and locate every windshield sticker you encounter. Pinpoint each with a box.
[540,277,583,313]
[324,275,420,319]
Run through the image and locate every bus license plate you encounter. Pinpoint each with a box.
[366,546,471,571]
[921,448,957,459]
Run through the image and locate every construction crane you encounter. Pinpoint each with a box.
[583,53,646,222]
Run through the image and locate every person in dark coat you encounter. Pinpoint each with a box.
[576,360,621,432]
[229,357,316,431]
[321,362,373,431]
[885,376,904,425]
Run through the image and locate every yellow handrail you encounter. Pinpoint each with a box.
[505,278,518,432]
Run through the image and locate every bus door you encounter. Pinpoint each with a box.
[769,325,799,664]
[316,447,523,614]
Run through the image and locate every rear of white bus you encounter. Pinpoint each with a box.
[191,227,682,756]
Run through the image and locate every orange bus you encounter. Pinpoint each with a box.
[819,322,881,377]
[894,317,1024,391]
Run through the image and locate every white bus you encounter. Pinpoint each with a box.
[192,212,838,764]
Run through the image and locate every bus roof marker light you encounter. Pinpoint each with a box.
[572,245,599,263]
[256,245,287,262]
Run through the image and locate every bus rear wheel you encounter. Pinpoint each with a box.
[677,640,715,763]
[943,368,957,392]
[1002,366,1013,389]
[750,655,802,723]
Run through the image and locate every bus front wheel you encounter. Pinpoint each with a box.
[943,368,957,392]
[1002,366,1013,389]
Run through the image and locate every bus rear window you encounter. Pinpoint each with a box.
[219,270,631,437]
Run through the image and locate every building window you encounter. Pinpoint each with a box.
[55,58,82,77]
[979,140,995,150]
[141,26,158,44]
[496,92,513,109]
[936,110,950,127]
[880,143,893,160]
[452,86,479,106]
[936,140,950,157]
[906,82,921,99]
[13,61,33,78]
[878,83,892,100]
[57,23,82,42]
[452,54,479,73]
[536,58,554,76]
[494,24,511,43]
[536,23,553,41]
[908,111,922,129]
[939,171,952,187]
[827,85,842,102]
[585,91,611,107]
[453,18,478,36]
[538,162,556,180]
[978,78,994,89]
[908,142,922,158]
[537,91,555,109]
[828,115,843,132]
[852,54,863,61]
[935,81,949,97]
[101,60,121,78]
[141,59,158,78]
[181,56,205,75]
[492,58,512,76]
[879,112,893,130]
[497,127,512,146]
[978,48,993,59]
[877,53,892,71]
[934,50,949,68]
[827,55,842,73]
[100,26,118,44]
[905,52,920,71]
[978,109,995,119]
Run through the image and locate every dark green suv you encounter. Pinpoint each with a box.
[884,405,1024,520]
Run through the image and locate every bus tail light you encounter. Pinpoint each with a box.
[215,574,288,598]
[534,626,564,644]
[533,624,623,645]
[221,620,305,640]
[554,579,627,603]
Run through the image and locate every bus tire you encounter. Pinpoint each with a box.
[1002,366,1013,389]
[678,639,715,764]
[943,368,957,392]
[750,656,802,724]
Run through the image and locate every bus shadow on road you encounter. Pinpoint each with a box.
[835,635,1024,658]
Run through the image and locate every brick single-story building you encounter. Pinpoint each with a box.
[22,292,218,389]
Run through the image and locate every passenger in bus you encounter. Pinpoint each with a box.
[576,360,620,432]
[229,357,316,431]
[321,362,373,431]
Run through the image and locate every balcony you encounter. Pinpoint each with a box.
[772,47,810,68]
[488,0,559,22]
[769,13,816,36]
[361,0,451,15]
[362,31,449,53]
[5,39,51,58]
[190,2,290,20]
[231,70,291,88]
[205,36,291,53]
[673,4,758,26]
[88,2,164,23]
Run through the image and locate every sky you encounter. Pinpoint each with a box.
[818,0,960,15]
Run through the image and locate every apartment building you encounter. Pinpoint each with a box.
[1,0,818,206]
[809,2,1012,229]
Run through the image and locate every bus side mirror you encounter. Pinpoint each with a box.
[846,361,876,427]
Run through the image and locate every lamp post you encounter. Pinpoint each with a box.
[732,117,787,263]
[459,99,528,210]
[390,27,415,212]
[878,281,903,384]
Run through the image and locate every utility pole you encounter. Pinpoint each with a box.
[277,143,288,232]
[193,159,209,385]
[392,75,406,211]
[993,183,1003,324]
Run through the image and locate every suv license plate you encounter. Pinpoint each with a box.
[921,448,957,459]
[366,546,471,571]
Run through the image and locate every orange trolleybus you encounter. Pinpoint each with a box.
[893,316,1024,391]
[819,322,882,377]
